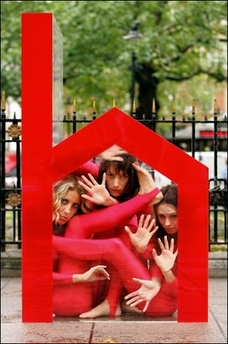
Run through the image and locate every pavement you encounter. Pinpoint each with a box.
[1,276,227,343]
[1,249,227,344]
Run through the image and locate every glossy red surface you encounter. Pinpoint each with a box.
[22,14,208,323]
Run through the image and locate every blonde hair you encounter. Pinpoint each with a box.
[53,173,92,225]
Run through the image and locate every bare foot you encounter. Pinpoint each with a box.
[121,300,143,315]
[79,299,121,319]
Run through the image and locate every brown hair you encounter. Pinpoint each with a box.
[97,153,140,202]
[154,183,178,239]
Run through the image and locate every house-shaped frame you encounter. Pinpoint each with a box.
[21,13,208,323]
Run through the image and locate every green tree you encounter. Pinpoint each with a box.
[1,1,227,121]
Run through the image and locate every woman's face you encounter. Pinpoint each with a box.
[105,166,129,198]
[57,189,81,225]
[156,203,178,235]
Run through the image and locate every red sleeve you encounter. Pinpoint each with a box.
[149,259,163,280]
[65,188,161,239]
[137,204,154,218]
[53,272,73,286]
[72,161,99,179]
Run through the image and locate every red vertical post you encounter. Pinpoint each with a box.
[21,13,54,322]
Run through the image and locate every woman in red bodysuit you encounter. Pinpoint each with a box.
[71,153,159,318]
[52,163,162,317]
[124,183,178,317]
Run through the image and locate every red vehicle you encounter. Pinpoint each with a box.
[5,152,17,173]
[5,152,17,187]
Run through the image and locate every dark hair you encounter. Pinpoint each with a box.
[153,183,178,239]
[97,153,140,203]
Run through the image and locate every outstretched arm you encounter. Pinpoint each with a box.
[124,236,178,311]
[66,188,161,238]
[53,265,110,286]
[67,164,162,238]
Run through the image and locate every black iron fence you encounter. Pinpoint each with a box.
[1,98,227,252]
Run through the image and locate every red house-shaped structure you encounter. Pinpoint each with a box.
[21,13,208,323]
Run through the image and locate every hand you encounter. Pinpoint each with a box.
[73,265,110,283]
[152,236,178,274]
[98,145,127,161]
[124,277,161,313]
[78,173,117,206]
[125,214,158,252]
[132,162,163,205]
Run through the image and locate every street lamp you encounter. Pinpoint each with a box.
[123,22,143,115]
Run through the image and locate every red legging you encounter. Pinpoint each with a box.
[53,236,177,317]
[89,217,138,315]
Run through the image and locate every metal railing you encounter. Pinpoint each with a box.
[1,101,227,252]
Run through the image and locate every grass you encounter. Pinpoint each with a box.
[210,245,227,252]
[209,209,227,251]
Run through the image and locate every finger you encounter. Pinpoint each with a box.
[124,226,132,236]
[138,214,145,227]
[101,273,110,280]
[81,194,93,202]
[170,238,174,253]
[78,180,91,192]
[150,225,158,237]
[88,173,98,185]
[81,175,94,187]
[125,296,141,305]
[124,291,137,300]
[143,301,150,313]
[143,214,152,229]
[110,156,124,161]
[129,299,143,307]
[132,162,140,170]
[152,248,158,259]
[164,235,169,250]
[157,238,164,250]
[146,217,155,231]
[132,277,143,285]
[101,172,106,185]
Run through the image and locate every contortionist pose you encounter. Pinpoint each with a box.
[52,161,162,317]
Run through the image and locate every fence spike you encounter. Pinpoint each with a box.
[214,99,217,115]
[1,90,6,110]
[152,98,156,113]
[73,99,76,113]
[192,99,195,115]
[92,98,96,114]
[172,97,176,114]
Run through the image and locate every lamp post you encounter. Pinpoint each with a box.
[123,22,143,115]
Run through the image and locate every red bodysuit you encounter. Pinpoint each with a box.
[72,161,154,314]
[53,232,178,317]
[53,189,159,316]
